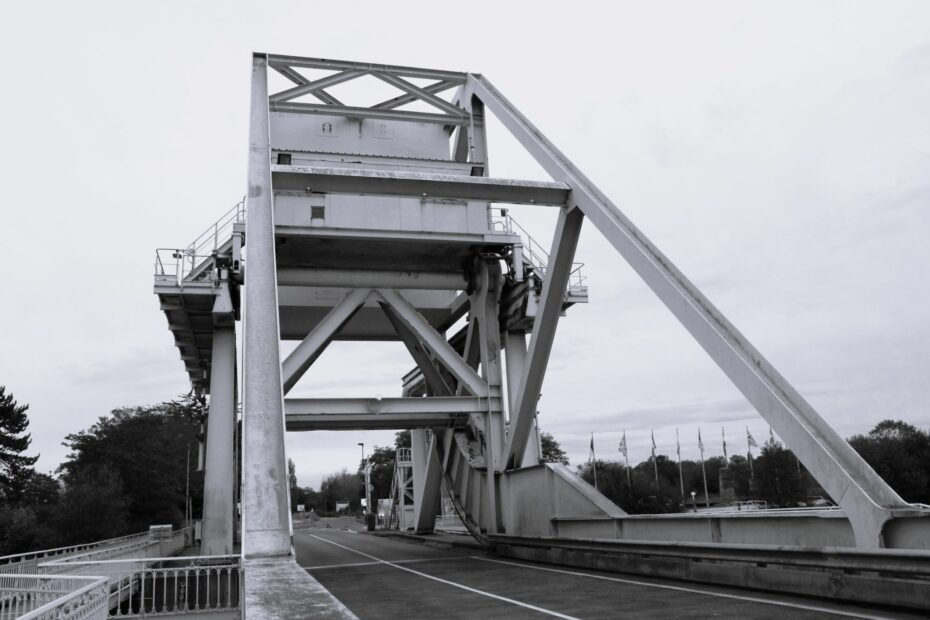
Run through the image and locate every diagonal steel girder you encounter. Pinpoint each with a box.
[504,207,584,468]
[467,74,912,547]
[281,288,372,394]
[381,303,453,396]
[375,289,489,397]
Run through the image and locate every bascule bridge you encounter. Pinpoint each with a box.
[151,53,930,615]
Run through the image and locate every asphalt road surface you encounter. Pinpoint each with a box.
[293,526,922,619]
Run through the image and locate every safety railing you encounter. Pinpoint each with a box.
[0,574,108,620]
[490,209,586,288]
[0,531,150,577]
[154,199,245,286]
[37,556,240,618]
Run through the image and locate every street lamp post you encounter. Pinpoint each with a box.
[358,442,371,517]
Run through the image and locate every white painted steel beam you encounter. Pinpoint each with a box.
[376,288,489,397]
[269,101,468,125]
[284,396,500,415]
[281,288,372,394]
[270,166,569,205]
[270,70,366,103]
[381,303,453,396]
[411,429,444,533]
[373,80,458,110]
[285,412,465,431]
[201,326,236,555]
[505,330,542,466]
[242,54,292,558]
[277,268,466,291]
[470,74,913,547]
[504,207,584,469]
[266,54,468,83]
[372,72,466,117]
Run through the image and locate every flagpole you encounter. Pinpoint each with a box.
[676,428,684,504]
[590,433,598,491]
[620,430,631,487]
[650,429,659,497]
[698,427,709,508]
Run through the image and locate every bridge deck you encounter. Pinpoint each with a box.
[293,523,921,619]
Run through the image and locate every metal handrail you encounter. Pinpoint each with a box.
[490,209,586,288]
[0,531,150,575]
[1,575,109,620]
[37,555,240,618]
[153,199,245,285]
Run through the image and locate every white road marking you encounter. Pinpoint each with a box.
[309,534,581,620]
[303,556,467,571]
[471,556,897,620]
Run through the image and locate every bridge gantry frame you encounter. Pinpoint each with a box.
[155,52,930,580]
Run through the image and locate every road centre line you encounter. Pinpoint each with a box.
[470,556,894,620]
[309,534,580,620]
[303,556,466,571]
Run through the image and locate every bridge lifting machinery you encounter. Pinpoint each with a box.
[154,53,930,568]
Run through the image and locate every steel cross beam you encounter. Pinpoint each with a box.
[284,396,498,430]
[266,54,468,83]
[467,74,913,548]
[277,268,466,290]
[281,288,372,394]
[270,166,569,205]
[269,69,366,104]
[285,396,500,415]
[381,303,454,396]
[375,289,489,397]
[269,101,469,125]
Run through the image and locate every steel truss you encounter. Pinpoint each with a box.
[157,53,930,566]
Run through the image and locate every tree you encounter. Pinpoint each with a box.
[752,442,808,507]
[360,445,397,503]
[0,386,38,500]
[540,432,569,465]
[59,394,205,533]
[55,466,129,544]
[848,420,930,503]
[320,469,362,514]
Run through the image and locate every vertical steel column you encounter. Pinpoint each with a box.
[202,327,236,555]
[411,429,442,532]
[505,330,541,466]
[242,53,292,558]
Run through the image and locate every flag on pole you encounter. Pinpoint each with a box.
[747,427,758,448]
[620,430,631,487]
[589,433,598,490]
[650,429,657,456]
[697,428,704,453]
[675,428,681,458]
[721,427,728,462]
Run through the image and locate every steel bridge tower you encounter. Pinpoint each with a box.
[155,53,930,595]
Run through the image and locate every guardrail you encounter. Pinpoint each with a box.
[38,556,240,618]
[0,531,150,577]
[154,199,245,286]
[0,574,108,620]
[490,534,930,612]
[490,209,586,288]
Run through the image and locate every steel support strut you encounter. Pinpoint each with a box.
[242,53,292,558]
[468,74,912,547]
[202,325,236,555]
[504,206,584,469]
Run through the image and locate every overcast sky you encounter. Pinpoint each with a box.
[1,1,928,491]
